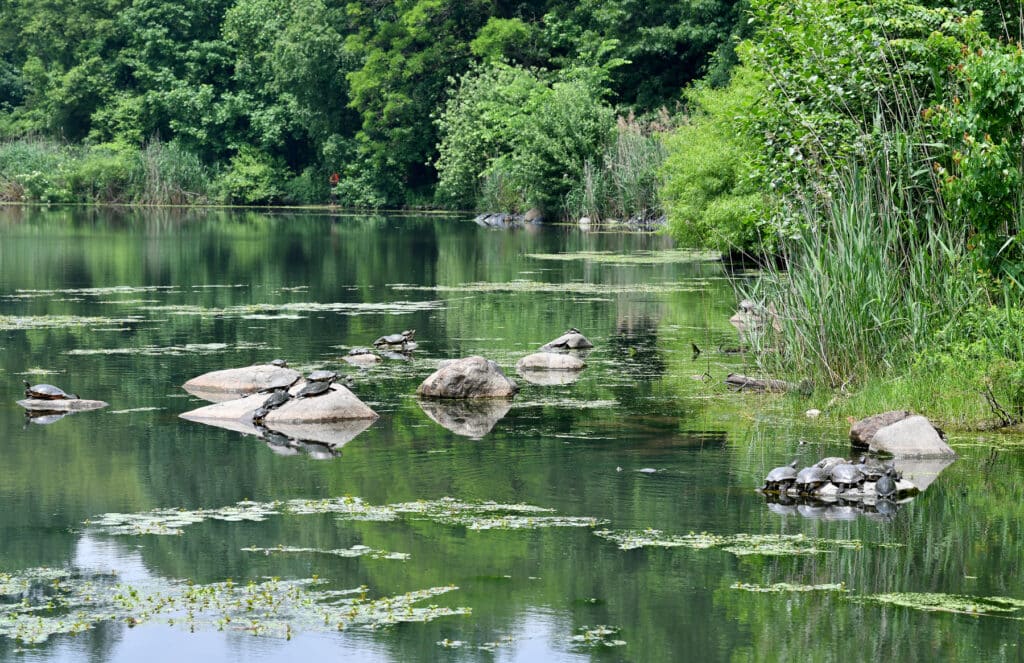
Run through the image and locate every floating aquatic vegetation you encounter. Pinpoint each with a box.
[514,399,619,410]
[477,635,515,651]
[390,281,702,295]
[858,592,1024,617]
[437,639,466,648]
[241,545,410,561]
[527,249,719,265]
[141,300,443,318]
[18,367,62,375]
[571,625,627,648]
[88,500,281,535]
[12,286,178,298]
[593,529,862,556]
[731,582,847,593]
[0,568,469,645]
[0,314,143,331]
[67,342,272,356]
[89,496,601,537]
[109,407,163,414]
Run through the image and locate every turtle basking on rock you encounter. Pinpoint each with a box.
[829,463,866,491]
[795,465,830,495]
[874,465,899,500]
[23,381,78,400]
[296,370,338,398]
[762,460,798,492]
[373,329,415,348]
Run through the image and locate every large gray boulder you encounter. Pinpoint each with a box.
[850,410,912,448]
[417,356,518,399]
[182,365,300,402]
[418,398,512,439]
[180,383,377,424]
[869,415,956,458]
[515,352,586,372]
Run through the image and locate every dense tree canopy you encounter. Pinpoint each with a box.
[0,0,744,206]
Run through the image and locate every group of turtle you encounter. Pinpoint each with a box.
[762,455,902,501]
[250,365,355,424]
[345,329,417,363]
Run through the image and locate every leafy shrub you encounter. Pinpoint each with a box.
[67,147,133,202]
[214,147,286,205]
[661,67,764,250]
[283,167,329,205]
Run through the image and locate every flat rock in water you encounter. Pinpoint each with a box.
[265,385,378,423]
[869,415,956,457]
[417,356,519,399]
[515,352,586,372]
[17,398,109,412]
[540,331,594,351]
[179,392,266,426]
[418,398,512,439]
[343,352,381,367]
[182,365,300,401]
[849,410,912,448]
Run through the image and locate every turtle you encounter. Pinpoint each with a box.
[795,465,830,495]
[347,347,376,356]
[269,359,288,367]
[296,380,333,398]
[762,460,798,492]
[830,463,865,491]
[855,455,886,482]
[874,466,898,500]
[261,388,290,410]
[307,369,339,383]
[23,381,78,400]
[251,406,270,423]
[815,457,848,473]
[542,328,594,350]
[373,329,415,347]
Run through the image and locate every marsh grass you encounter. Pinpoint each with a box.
[744,157,983,390]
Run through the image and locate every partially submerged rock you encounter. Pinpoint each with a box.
[850,410,912,448]
[181,383,377,424]
[417,356,518,399]
[517,368,583,386]
[539,329,594,351]
[182,364,300,402]
[868,415,956,458]
[418,398,513,439]
[515,352,586,372]
[18,398,109,412]
[343,348,381,367]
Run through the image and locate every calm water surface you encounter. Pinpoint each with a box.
[0,207,1022,662]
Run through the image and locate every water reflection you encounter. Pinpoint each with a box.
[417,398,513,439]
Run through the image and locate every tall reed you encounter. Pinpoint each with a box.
[744,155,983,389]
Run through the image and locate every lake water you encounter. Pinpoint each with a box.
[0,207,1022,661]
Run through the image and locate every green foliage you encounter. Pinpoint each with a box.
[131,139,212,205]
[283,168,328,206]
[661,66,764,250]
[215,147,286,205]
[435,62,615,214]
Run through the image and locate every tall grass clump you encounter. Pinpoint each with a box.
[566,113,668,223]
[0,137,73,202]
[745,157,983,390]
[131,140,212,206]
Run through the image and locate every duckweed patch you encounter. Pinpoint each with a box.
[859,592,1024,617]
[67,342,272,356]
[593,529,863,556]
[571,625,627,648]
[141,301,443,318]
[88,500,281,535]
[389,281,703,295]
[12,286,178,298]
[527,249,719,265]
[0,568,469,645]
[0,314,143,331]
[89,496,602,537]
[241,545,410,561]
[731,582,848,593]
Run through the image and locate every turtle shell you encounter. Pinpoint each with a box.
[374,333,407,346]
[262,390,290,409]
[875,468,898,499]
[795,466,830,493]
[297,380,332,398]
[307,370,338,383]
[856,458,885,481]
[23,381,77,400]
[251,406,270,423]
[763,461,798,490]
[815,457,848,473]
[830,463,865,489]
[347,347,375,356]
[269,359,288,367]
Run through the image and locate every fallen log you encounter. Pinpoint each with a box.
[725,373,791,393]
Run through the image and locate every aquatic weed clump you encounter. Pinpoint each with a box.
[593,529,865,556]
[0,567,470,645]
